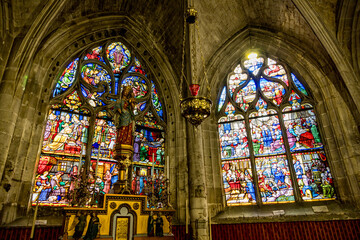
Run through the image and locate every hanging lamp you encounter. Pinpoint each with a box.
[180,7,212,127]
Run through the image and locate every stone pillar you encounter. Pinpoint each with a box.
[187,123,209,240]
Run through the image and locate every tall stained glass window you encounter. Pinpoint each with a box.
[218,54,335,206]
[32,42,166,206]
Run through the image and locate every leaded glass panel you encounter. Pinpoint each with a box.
[217,53,335,206]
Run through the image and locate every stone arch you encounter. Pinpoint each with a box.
[201,27,360,210]
[0,14,186,224]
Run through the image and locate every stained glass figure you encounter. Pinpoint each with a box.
[81,63,112,90]
[86,161,118,194]
[288,90,301,110]
[218,120,249,160]
[91,119,117,160]
[263,64,289,86]
[121,76,148,98]
[218,87,226,112]
[136,111,163,130]
[283,109,323,152]
[53,58,79,97]
[250,97,277,118]
[222,159,256,205]
[83,46,105,63]
[42,110,89,155]
[255,155,294,203]
[224,102,236,116]
[244,57,264,76]
[106,42,131,73]
[235,80,256,111]
[291,73,308,96]
[81,85,106,108]
[134,102,147,116]
[293,151,335,200]
[32,155,80,206]
[151,81,164,120]
[128,57,146,75]
[133,128,164,163]
[260,78,285,106]
[228,73,247,96]
[249,114,285,156]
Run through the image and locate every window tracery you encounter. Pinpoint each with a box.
[32,41,166,206]
[217,54,335,206]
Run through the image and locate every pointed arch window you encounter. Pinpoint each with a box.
[32,41,166,206]
[217,54,335,206]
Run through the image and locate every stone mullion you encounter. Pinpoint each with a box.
[84,115,96,175]
[278,111,302,202]
[244,114,262,206]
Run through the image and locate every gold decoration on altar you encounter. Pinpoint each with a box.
[133,203,139,210]
[116,217,129,240]
[110,202,117,209]
[179,7,212,127]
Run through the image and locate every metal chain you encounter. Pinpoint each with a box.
[179,14,187,100]
[191,23,197,84]
[195,20,211,98]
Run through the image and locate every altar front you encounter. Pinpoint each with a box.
[63,194,175,240]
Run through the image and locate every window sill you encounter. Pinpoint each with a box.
[212,200,360,223]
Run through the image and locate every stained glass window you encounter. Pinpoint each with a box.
[32,41,166,207]
[217,54,335,206]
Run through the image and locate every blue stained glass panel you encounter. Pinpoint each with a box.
[291,73,308,96]
[222,159,256,205]
[134,101,146,116]
[53,58,79,97]
[235,80,256,111]
[255,155,294,203]
[228,73,247,96]
[151,81,164,120]
[121,76,148,98]
[81,63,112,91]
[81,85,106,108]
[288,90,302,110]
[249,114,285,156]
[107,42,131,74]
[128,57,146,76]
[218,87,226,112]
[244,57,264,76]
[218,120,249,160]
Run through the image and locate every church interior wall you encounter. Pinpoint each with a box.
[0,0,359,239]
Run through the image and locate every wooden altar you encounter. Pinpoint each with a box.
[63,194,175,240]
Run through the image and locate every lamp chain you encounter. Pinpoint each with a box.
[180,14,187,100]
[195,20,211,98]
[191,23,197,84]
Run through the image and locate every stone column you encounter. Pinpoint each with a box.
[186,123,209,240]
